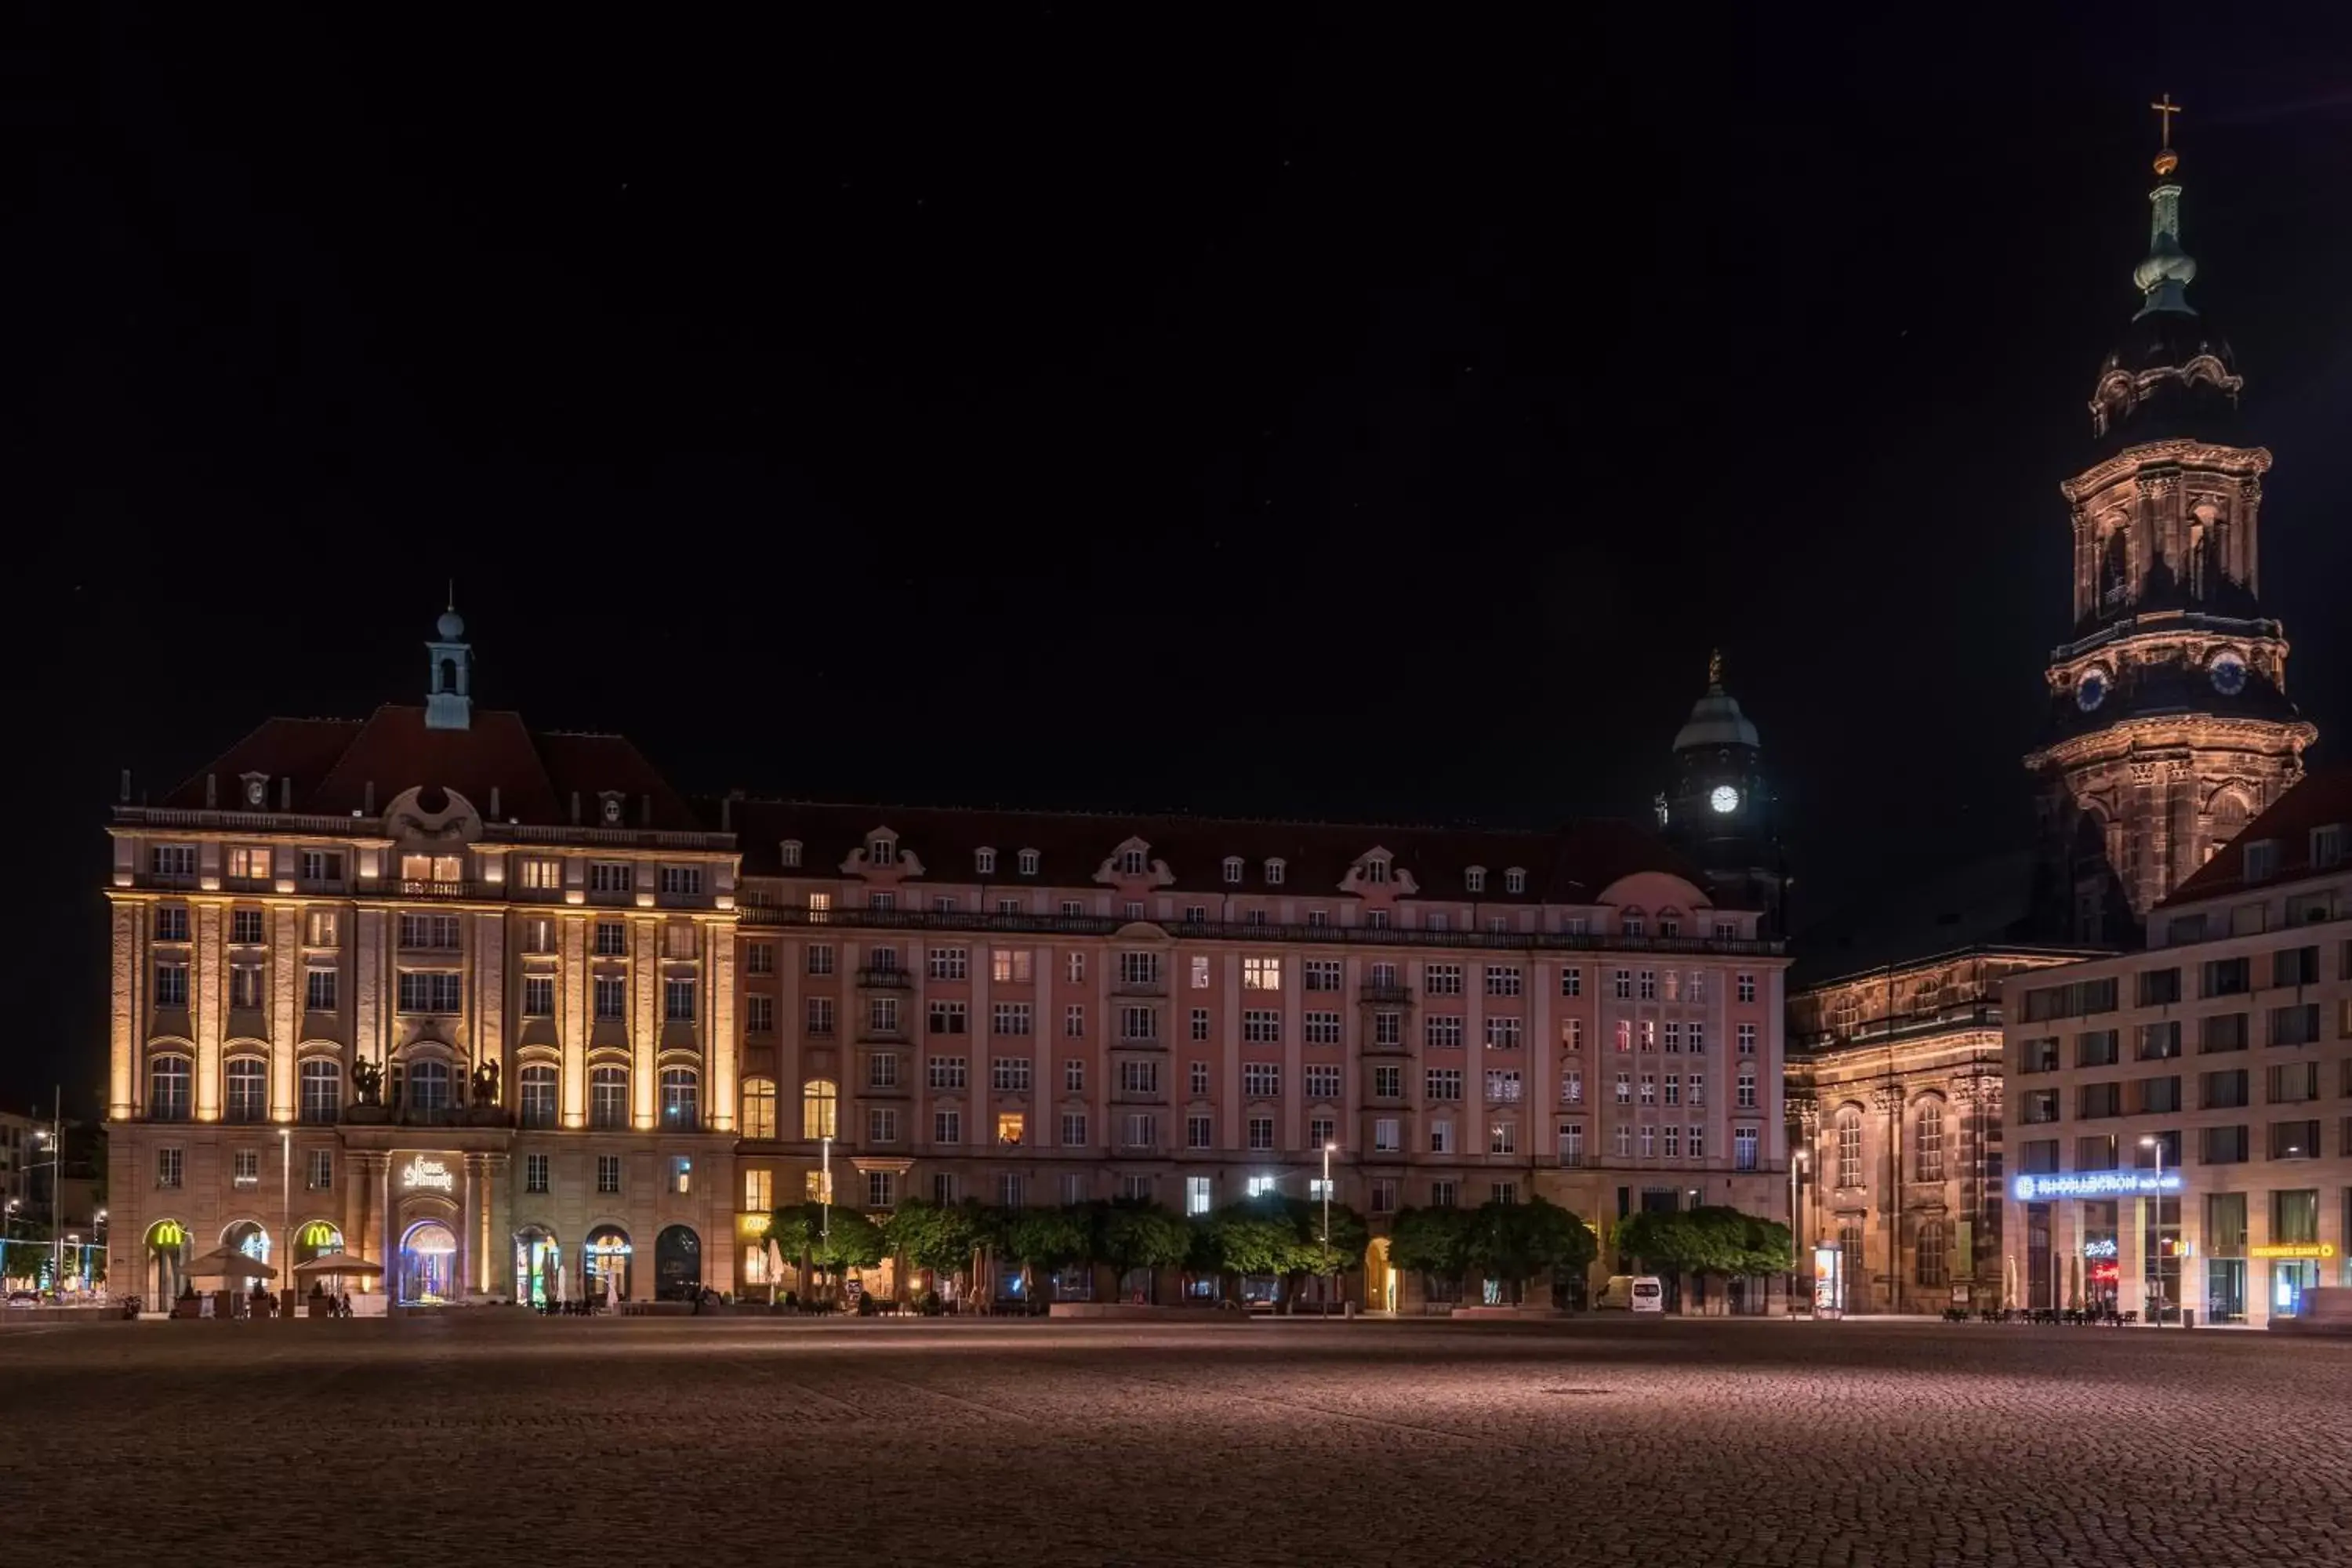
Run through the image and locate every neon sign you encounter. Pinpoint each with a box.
[2012,1171,2180,1201]
[2081,1239,2118,1259]
[401,1156,456,1193]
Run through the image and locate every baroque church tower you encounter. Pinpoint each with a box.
[1661,651,1784,932]
[2027,101,2315,943]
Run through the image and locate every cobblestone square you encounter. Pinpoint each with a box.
[5,1315,2347,1566]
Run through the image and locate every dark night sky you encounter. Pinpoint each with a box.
[16,6,2352,1106]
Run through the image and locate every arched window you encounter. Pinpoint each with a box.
[1915,1218,1949,1288]
[223,1057,267,1123]
[655,1225,702,1300]
[659,1067,699,1131]
[584,1225,633,1303]
[1835,1105,1864,1190]
[149,1055,191,1122]
[1465,866,1486,893]
[1504,867,1526,895]
[590,1065,628,1130]
[408,1058,452,1112]
[224,1219,270,1265]
[299,1058,341,1124]
[802,1078,838,1140]
[519,1064,558,1129]
[742,1077,778,1140]
[1221,856,1243,884]
[2099,526,2129,609]
[1263,858,1286,886]
[1914,1098,1946,1184]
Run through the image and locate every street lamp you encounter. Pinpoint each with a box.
[2139,1134,2169,1327]
[281,1127,294,1317]
[1321,1142,1335,1317]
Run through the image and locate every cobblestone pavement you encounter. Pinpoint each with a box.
[5,1314,2349,1566]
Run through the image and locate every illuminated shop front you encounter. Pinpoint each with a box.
[145,1219,191,1303]
[515,1226,561,1308]
[400,1220,459,1305]
[584,1226,632,1301]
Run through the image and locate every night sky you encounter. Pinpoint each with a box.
[19,7,2352,1106]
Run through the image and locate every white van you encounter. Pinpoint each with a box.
[1628,1276,1664,1313]
[1596,1274,1666,1311]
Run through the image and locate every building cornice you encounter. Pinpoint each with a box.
[2024,713,2316,773]
[2059,437,2270,503]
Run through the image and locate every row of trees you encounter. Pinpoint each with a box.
[764,1194,1375,1303]
[764,1194,1788,1306]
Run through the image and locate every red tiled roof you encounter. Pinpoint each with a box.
[162,705,702,831]
[2160,764,2352,907]
[726,798,1720,906]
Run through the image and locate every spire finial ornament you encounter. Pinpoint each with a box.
[2150,93,2183,174]
[1708,648,1725,689]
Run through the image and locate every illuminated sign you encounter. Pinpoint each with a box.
[299,1221,341,1248]
[2012,1172,2181,1202]
[2081,1239,2119,1259]
[149,1220,188,1249]
[2250,1243,2336,1261]
[401,1156,456,1193]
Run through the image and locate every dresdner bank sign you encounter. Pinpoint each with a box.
[2013,1171,2183,1202]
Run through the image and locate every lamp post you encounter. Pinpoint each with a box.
[281,1127,294,1318]
[91,1210,107,1299]
[1790,1151,1809,1315]
[1321,1142,1335,1317]
[2,1198,17,1290]
[2140,1134,2168,1327]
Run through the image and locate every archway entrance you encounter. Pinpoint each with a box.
[584,1226,632,1305]
[293,1221,343,1266]
[146,1219,191,1305]
[400,1220,458,1305]
[654,1225,701,1301]
[223,1219,270,1266]
[1363,1237,1397,1314]
[515,1227,561,1307]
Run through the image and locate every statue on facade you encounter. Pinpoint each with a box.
[351,1059,383,1106]
[470,1060,500,1108]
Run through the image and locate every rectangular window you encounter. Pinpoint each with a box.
[1189,1060,1210,1096]
[522,976,554,1018]
[1065,1058,1084,1093]
[868,1052,899,1090]
[1247,1115,1275,1151]
[1483,1016,1523,1051]
[744,995,775,1034]
[1561,1068,1584,1104]
[923,1000,967,1036]
[867,1171,895,1208]
[1733,1126,1759,1171]
[587,976,622,1021]
[1303,960,1341,993]
[1117,1004,1156,1041]
[867,1108,898,1144]
[1737,1069,1757,1109]
[1243,1063,1280,1098]
[586,921,622,959]
[154,960,189,1007]
[993,1003,1033,1036]
[1484,964,1523,996]
[1060,1112,1087,1147]
[1486,1069,1523,1103]
[1638,970,1657,1000]
[1189,1007,1211,1042]
[1374,1011,1401,1046]
[151,844,197,880]
[1304,1064,1341,1099]
[303,967,337,1012]
[1243,1009,1282,1044]
[588,862,632,895]
[928,1055,967,1090]
[1425,964,1463,996]
[1428,1119,1454,1155]
[663,978,697,1022]
[524,1153,549,1195]
[1187,1114,1214,1149]
[1737,1023,1757,1055]
[1663,1124,1680,1158]
[659,865,702,897]
[991,949,1034,984]
[991,1058,1033,1092]
[1186,1175,1214,1216]
[933,1109,962,1145]
[1737,972,1757,1004]
[806,942,836,975]
[304,1148,333,1191]
[1425,1015,1465,1050]
[1120,1060,1160,1094]
[2199,1124,2250,1163]
[743,1168,774,1212]
[1559,1122,1586,1165]
[227,964,263,1010]
[1125,1113,1159,1149]
[1427,1068,1464,1101]
[1304,1011,1342,1045]
[597,1155,622,1195]
[1242,956,1282,991]
[2267,1120,2321,1160]
[395,971,463,1014]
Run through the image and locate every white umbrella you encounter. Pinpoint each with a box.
[185,1247,276,1282]
[293,1254,384,1278]
[764,1239,784,1292]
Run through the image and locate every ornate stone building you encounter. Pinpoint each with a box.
[2026,114,2315,944]
[1788,942,2092,1314]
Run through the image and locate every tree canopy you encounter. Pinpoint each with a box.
[1385,1205,1475,1279]
[1615,1207,1791,1278]
[767,1203,887,1271]
[1091,1202,1194,1276]
[1390,1200,1595,1287]
[995,1206,1091,1270]
[881,1199,989,1276]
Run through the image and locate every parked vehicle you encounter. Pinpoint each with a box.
[1629,1276,1664,1313]
[1595,1275,1666,1312]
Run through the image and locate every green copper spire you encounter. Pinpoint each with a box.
[2133,94,2198,318]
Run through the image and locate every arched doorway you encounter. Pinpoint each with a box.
[293,1221,343,1266]
[223,1219,270,1266]
[514,1226,561,1307]
[400,1220,458,1305]
[654,1225,701,1300]
[1363,1237,1397,1315]
[146,1219,191,1305]
[584,1226,632,1305]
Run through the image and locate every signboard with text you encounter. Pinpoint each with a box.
[2012,1171,2180,1202]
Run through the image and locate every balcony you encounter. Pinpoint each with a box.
[396,880,482,901]
[856,967,913,990]
[1359,984,1414,1006]
[1112,978,1167,998]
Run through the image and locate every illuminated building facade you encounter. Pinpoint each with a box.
[2026,114,2314,942]
[105,609,740,1308]
[105,612,1793,1310]
[2002,766,2352,1326]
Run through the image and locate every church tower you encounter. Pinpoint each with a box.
[1661,651,1784,930]
[2026,101,2314,942]
[424,601,474,731]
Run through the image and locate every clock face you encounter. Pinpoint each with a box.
[2075,670,2108,713]
[2209,653,2248,696]
[245,779,267,806]
[1708,785,1741,815]
[602,797,623,824]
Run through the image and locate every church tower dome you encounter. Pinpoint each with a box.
[2027,100,2314,942]
[1660,651,1782,931]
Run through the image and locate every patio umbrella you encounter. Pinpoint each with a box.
[185,1247,277,1281]
[764,1239,784,1290]
[292,1254,384,1277]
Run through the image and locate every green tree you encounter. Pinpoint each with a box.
[883,1199,987,1279]
[1464,1197,1597,1300]
[1092,1202,1192,1279]
[993,1205,1091,1299]
[767,1203,886,1298]
[1200,1209,1297,1279]
[1386,1205,1475,1284]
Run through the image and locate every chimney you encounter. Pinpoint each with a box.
[279,776,292,811]
[363,780,376,814]
[490,786,501,819]
[570,791,581,825]
[205,774,217,808]
[118,769,131,804]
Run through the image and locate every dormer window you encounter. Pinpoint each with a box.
[1504,867,1526,895]
[1361,856,1389,885]
[2312,826,2344,871]
[1018,848,1040,877]
[2244,840,2278,883]
[1465,866,1486,894]
[1222,857,1244,885]
[869,835,897,867]
[1264,858,1285,887]
[1116,847,1148,877]
[779,840,803,869]
[975,847,997,876]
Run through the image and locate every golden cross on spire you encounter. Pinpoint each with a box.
[2150,93,2183,149]
[1708,648,1724,688]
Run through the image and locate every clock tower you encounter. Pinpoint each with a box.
[2026,105,2315,942]
[1660,650,1783,930]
